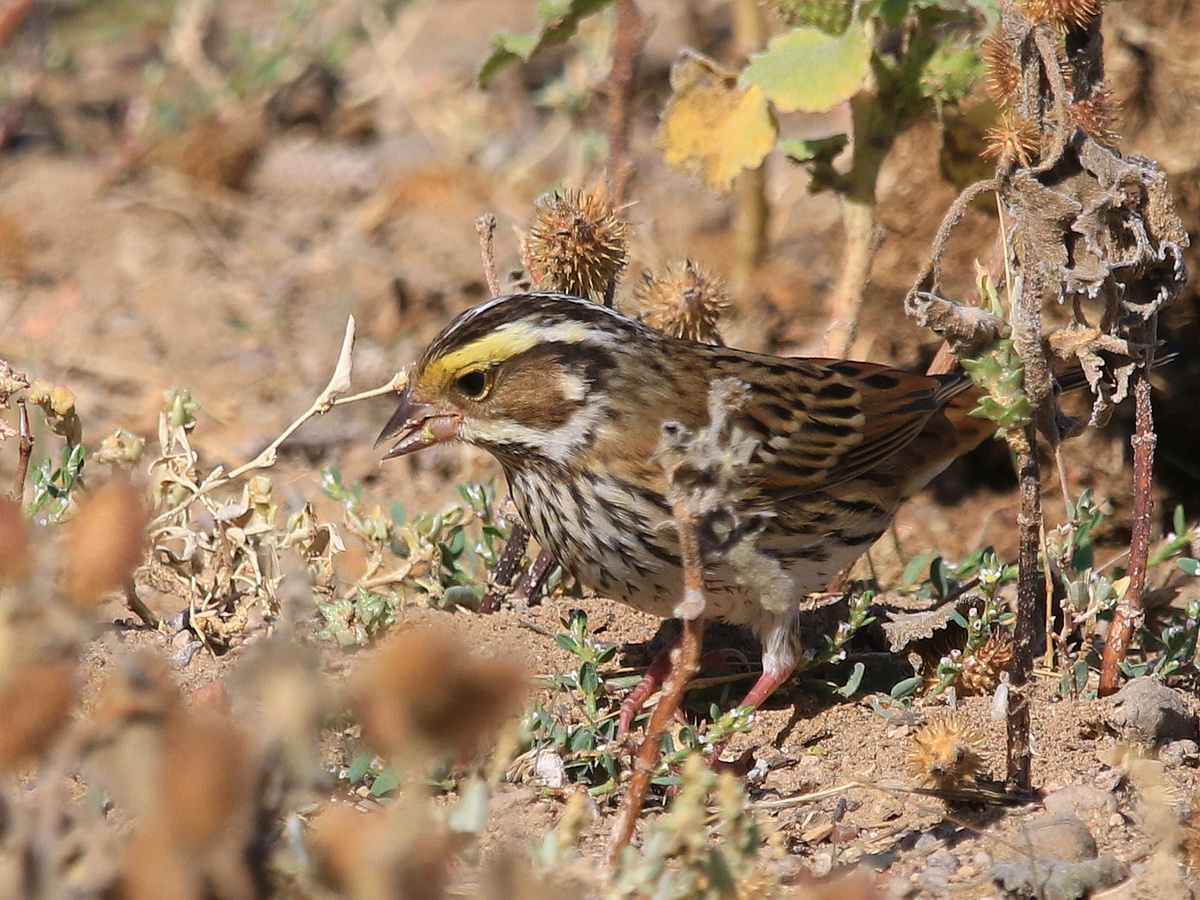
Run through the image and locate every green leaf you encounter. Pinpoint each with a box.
[346,754,373,783]
[902,553,931,587]
[779,133,848,164]
[370,766,400,796]
[890,675,923,699]
[741,25,871,114]
[837,661,866,697]
[478,0,616,88]
[1178,558,1200,577]
[579,661,599,695]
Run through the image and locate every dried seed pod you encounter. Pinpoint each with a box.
[907,714,985,792]
[521,185,628,305]
[1071,88,1120,147]
[65,479,149,609]
[630,260,730,345]
[0,660,78,769]
[958,634,1015,696]
[983,110,1041,168]
[982,31,1021,103]
[1018,0,1103,29]
[353,627,527,762]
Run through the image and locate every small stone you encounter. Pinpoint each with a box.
[1107,677,1199,746]
[914,831,942,853]
[1016,814,1098,863]
[1044,784,1119,821]
[1159,738,1199,768]
[926,851,961,874]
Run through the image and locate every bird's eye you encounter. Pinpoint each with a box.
[456,369,490,400]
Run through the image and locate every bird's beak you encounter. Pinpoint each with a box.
[375,390,462,460]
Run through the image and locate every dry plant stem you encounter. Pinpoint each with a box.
[731,0,768,287]
[609,615,702,863]
[11,398,32,501]
[823,91,890,357]
[605,0,647,206]
[609,503,706,862]
[1098,363,1157,696]
[1006,422,1041,791]
[476,214,501,298]
[149,317,377,528]
[122,576,159,629]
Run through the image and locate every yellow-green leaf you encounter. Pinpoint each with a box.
[656,52,777,192]
[740,25,871,114]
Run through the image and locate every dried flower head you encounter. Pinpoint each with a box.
[630,260,730,345]
[907,714,985,792]
[983,110,1041,169]
[353,627,527,762]
[311,800,452,900]
[1018,0,1103,29]
[521,184,628,305]
[0,660,78,769]
[65,479,149,609]
[1071,88,1120,147]
[982,31,1021,103]
[958,634,1015,696]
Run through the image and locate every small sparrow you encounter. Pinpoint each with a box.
[378,293,1003,726]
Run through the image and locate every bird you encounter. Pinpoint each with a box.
[377,292,1000,730]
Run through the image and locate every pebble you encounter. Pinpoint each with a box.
[1016,814,1098,863]
[1159,738,1199,768]
[1043,784,1119,821]
[1107,677,1198,746]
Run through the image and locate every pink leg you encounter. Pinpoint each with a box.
[739,664,795,709]
[618,634,679,736]
[619,638,757,735]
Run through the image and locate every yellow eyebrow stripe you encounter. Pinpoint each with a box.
[425,320,595,383]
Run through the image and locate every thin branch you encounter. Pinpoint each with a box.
[605,0,647,206]
[609,498,706,862]
[1098,348,1157,696]
[149,317,381,528]
[476,214,501,297]
[1006,423,1040,791]
[609,614,702,862]
[11,398,32,501]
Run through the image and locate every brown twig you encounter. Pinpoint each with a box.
[610,615,702,863]
[1006,423,1041,791]
[1098,353,1157,696]
[12,398,32,501]
[605,0,647,206]
[731,0,769,288]
[609,502,706,862]
[476,214,501,298]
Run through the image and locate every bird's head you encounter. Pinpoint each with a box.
[376,293,649,466]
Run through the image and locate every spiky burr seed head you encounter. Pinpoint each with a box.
[1018,0,1103,29]
[982,31,1021,103]
[630,260,731,345]
[1071,89,1121,147]
[958,634,1015,696]
[983,110,1041,169]
[907,714,985,792]
[521,185,628,304]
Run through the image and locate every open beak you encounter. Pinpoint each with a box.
[375,390,462,460]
